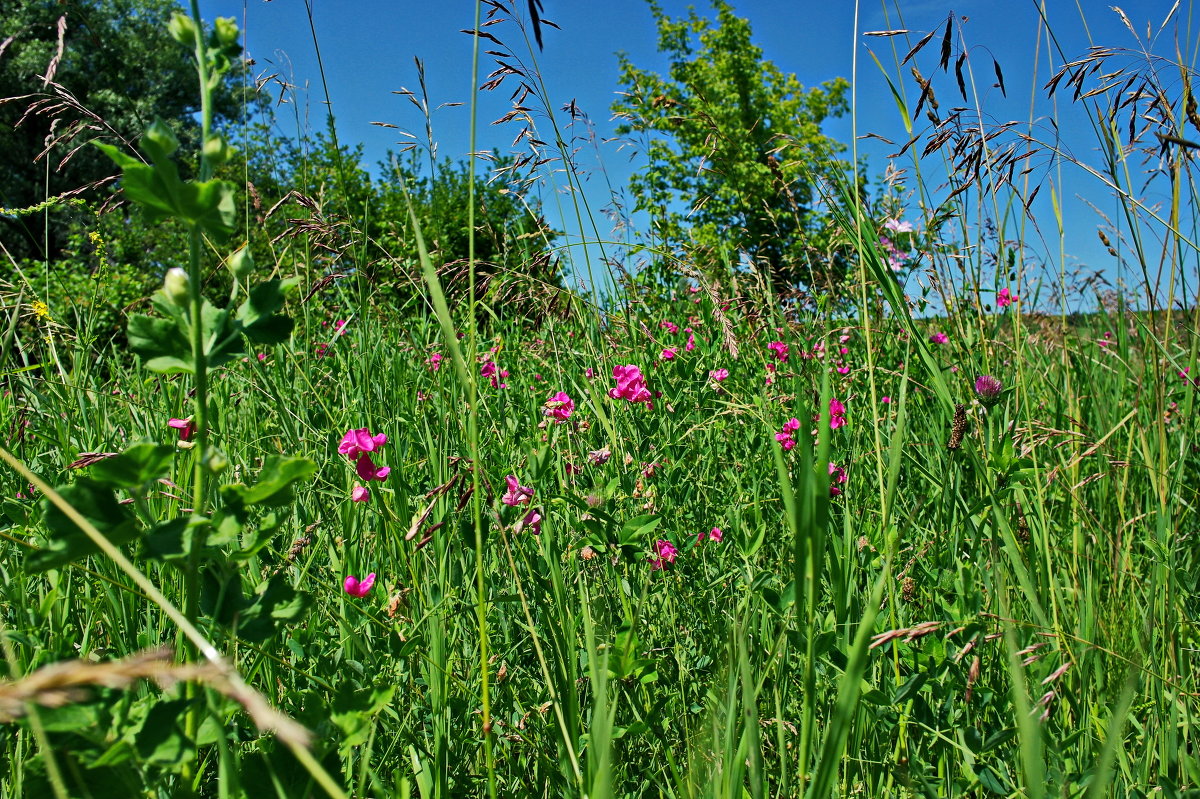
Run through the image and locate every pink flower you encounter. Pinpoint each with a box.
[168,417,194,441]
[661,347,677,360]
[997,287,1015,308]
[929,332,949,344]
[339,428,388,460]
[829,398,847,430]
[828,462,848,497]
[544,391,575,423]
[351,485,370,503]
[427,352,443,371]
[776,417,801,450]
[697,526,724,544]
[836,363,850,375]
[767,341,789,362]
[257,352,267,362]
[660,320,679,334]
[343,573,376,598]
[519,509,542,535]
[585,367,595,379]
[649,539,678,570]
[608,364,652,404]
[685,330,696,351]
[881,396,892,404]
[502,475,533,507]
[884,218,914,233]
[354,453,391,482]
[709,368,729,382]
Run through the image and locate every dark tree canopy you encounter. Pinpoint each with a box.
[0,0,242,260]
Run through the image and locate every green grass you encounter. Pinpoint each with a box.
[0,1,1198,797]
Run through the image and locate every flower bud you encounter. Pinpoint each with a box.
[202,134,233,166]
[163,268,191,307]
[168,13,198,46]
[226,245,254,281]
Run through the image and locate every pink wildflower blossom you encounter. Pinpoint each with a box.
[884,218,914,233]
[685,329,695,351]
[649,539,679,570]
[427,352,443,371]
[997,287,1015,308]
[609,364,652,404]
[587,447,612,466]
[776,417,801,450]
[354,453,391,482]
[544,391,575,423]
[518,509,542,535]
[661,348,678,361]
[351,485,370,503]
[502,475,534,507]
[343,573,376,598]
[929,332,949,344]
[168,417,195,441]
[709,368,729,382]
[697,526,724,544]
[338,428,388,460]
[767,341,789,362]
[828,462,848,497]
[660,320,679,334]
[829,398,847,430]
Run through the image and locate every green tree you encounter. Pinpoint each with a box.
[0,0,243,261]
[613,0,851,298]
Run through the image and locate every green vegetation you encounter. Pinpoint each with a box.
[0,1,1196,798]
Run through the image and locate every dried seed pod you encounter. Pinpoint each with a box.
[947,403,968,450]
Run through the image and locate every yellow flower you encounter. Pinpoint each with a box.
[32,300,52,321]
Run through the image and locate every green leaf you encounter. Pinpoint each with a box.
[127,311,192,374]
[131,697,195,768]
[28,479,139,572]
[331,684,396,749]
[237,278,298,345]
[237,576,312,643]
[222,456,317,508]
[87,443,175,490]
[143,516,209,563]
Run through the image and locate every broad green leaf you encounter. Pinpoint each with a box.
[222,456,317,508]
[131,697,195,768]
[127,312,192,374]
[87,443,175,489]
[237,576,312,643]
[236,278,298,345]
[28,478,139,572]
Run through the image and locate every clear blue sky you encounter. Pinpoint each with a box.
[197,0,1194,310]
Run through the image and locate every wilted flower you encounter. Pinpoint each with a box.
[587,447,612,466]
[828,462,848,497]
[518,509,543,535]
[343,573,376,598]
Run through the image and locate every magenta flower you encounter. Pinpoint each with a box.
[168,417,195,442]
[881,395,892,404]
[502,475,534,507]
[660,320,679,334]
[829,398,847,430]
[974,375,1003,406]
[884,218,914,233]
[836,363,851,375]
[427,352,443,372]
[339,428,388,460]
[697,526,724,544]
[519,509,543,535]
[685,329,696,351]
[351,485,370,503]
[661,347,677,361]
[343,573,376,598]
[649,539,679,570]
[709,368,729,382]
[608,364,652,404]
[997,287,1015,308]
[776,417,801,450]
[828,462,848,497]
[354,453,391,482]
[929,332,949,344]
[544,391,575,423]
[767,341,789,362]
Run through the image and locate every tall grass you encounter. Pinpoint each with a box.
[0,1,1197,797]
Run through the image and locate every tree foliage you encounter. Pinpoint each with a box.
[0,0,243,261]
[613,0,851,298]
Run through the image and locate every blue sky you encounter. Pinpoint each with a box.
[197,0,1194,309]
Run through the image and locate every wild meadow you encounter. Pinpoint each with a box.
[0,1,1197,797]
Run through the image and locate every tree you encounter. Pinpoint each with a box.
[0,0,243,261]
[613,0,851,298]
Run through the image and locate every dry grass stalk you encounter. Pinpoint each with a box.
[0,647,311,748]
